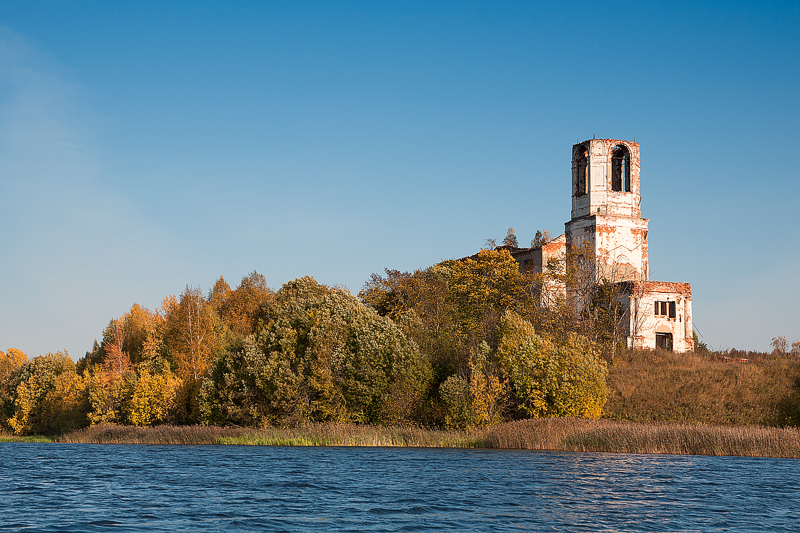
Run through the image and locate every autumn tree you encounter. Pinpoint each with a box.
[0,348,28,381]
[125,359,181,427]
[531,230,552,249]
[164,286,225,422]
[771,336,788,356]
[164,286,223,383]
[359,249,532,425]
[208,276,232,315]
[497,311,608,418]
[4,352,88,435]
[444,248,531,348]
[216,271,274,337]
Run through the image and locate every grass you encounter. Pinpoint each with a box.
[56,419,800,458]
[0,430,55,443]
[604,349,800,426]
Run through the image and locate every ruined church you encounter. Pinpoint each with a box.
[510,138,693,352]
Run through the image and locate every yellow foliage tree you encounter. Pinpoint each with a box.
[165,286,222,383]
[86,366,129,426]
[40,372,89,433]
[7,352,79,435]
[469,342,506,426]
[0,348,28,381]
[218,271,273,337]
[127,368,180,426]
[497,311,608,419]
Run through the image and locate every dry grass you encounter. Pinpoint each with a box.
[57,419,800,458]
[604,349,800,426]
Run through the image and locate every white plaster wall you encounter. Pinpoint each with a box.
[628,285,694,353]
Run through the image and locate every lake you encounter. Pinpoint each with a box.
[1,443,798,532]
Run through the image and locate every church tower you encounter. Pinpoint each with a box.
[565,139,649,282]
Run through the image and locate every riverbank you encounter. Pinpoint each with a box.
[24,419,795,458]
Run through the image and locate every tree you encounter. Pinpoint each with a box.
[208,276,232,315]
[502,228,519,248]
[218,271,274,337]
[126,362,181,427]
[165,286,222,383]
[0,348,28,381]
[771,336,788,356]
[163,286,225,422]
[531,230,552,249]
[5,352,86,435]
[85,366,129,426]
[445,248,530,346]
[102,319,132,377]
[200,277,431,426]
[360,249,533,425]
[468,342,506,426]
[497,311,608,418]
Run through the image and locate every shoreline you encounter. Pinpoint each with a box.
[4,418,800,459]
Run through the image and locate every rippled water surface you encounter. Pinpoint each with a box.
[1,443,798,532]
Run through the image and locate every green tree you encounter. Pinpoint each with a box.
[200,277,431,426]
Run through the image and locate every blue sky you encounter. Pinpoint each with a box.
[0,1,798,358]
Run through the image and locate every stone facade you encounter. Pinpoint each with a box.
[510,138,693,352]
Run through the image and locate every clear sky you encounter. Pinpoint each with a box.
[1,1,798,358]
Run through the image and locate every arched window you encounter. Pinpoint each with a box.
[611,145,631,192]
[575,145,589,196]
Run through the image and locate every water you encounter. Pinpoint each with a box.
[1,444,798,532]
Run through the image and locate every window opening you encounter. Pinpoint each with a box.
[655,301,676,318]
[656,332,673,351]
[611,146,631,192]
[575,146,589,196]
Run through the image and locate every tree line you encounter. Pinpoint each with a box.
[2,243,623,435]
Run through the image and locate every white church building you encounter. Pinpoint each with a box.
[511,138,694,352]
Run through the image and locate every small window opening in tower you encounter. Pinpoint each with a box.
[575,146,589,196]
[611,145,631,192]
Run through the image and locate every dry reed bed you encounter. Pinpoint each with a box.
[58,419,800,458]
[483,418,800,458]
[60,424,248,445]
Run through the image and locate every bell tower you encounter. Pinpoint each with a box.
[565,139,649,282]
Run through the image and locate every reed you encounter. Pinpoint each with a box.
[215,423,482,448]
[60,424,248,444]
[57,419,800,458]
[483,418,800,458]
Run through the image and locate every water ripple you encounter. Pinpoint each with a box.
[1,443,799,531]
